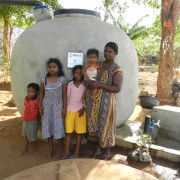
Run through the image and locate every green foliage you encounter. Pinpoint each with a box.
[132,14,180,56]
[0,0,61,61]
[117,14,150,40]
[174,19,180,49]
[132,0,160,9]
[130,26,149,40]
[99,0,128,22]
[0,0,61,28]
[0,18,3,27]
[0,58,10,82]
[101,0,161,55]
[133,35,160,55]
[42,0,61,10]
[121,0,179,57]
[132,15,161,55]
[127,15,150,40]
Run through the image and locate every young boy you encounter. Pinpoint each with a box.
[21,83,40,155]
[83,49,99,101]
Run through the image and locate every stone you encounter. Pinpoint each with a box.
[139,66,155,73]
[5,159,158,180]
[139,89,149,96]
[58,161,81,180]
[111,154,127,164]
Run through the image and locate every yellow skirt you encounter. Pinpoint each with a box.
[65,110,86,134]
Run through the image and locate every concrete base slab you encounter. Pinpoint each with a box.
[116,121,180,162]
[5,159,158,180]
[157,131,180,151]
[152,106,180,142]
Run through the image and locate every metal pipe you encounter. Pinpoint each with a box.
[0,0,43,6]
[143,115,151,134]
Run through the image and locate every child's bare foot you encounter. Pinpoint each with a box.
[61,154,70,160]
[69,154,79,159]
[21,138,29,156]
[56,152,62,160]
[20,149,28,156]
[61,156,68,160]
[33,149,40,157]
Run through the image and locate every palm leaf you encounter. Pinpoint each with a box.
[130,14,149,32]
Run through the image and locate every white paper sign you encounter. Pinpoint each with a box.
[67,52,83,68]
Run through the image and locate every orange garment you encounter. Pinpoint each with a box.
[22,97,39,121]
[88,65,99,69]
[86,65,99,79]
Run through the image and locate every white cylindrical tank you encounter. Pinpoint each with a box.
[11,9,138,126]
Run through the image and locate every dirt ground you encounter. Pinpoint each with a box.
[138,72,157,95]
[0,73,179,180]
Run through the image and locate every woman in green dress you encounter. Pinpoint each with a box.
[85,42,123,160]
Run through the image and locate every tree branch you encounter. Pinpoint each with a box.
[170,0,180,30]
[161,0,173,21]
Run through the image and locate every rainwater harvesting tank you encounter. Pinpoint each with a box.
[11,9,138,126]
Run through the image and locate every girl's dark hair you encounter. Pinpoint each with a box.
[87,48,99,57]
[105,42,118,54]
[72,65,83,74]
[27,83,40,93]
[72,65,84,82]
[46,58,64,77]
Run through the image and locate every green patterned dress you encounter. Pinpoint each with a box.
[86,61,123,148]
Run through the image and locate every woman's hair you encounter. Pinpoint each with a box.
[87,48,99,57]
[105,42,118,54]
[27,83,40,93]
[46,58,64,77]
[72,65,84,82]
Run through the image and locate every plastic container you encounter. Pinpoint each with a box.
[33,5,52,22]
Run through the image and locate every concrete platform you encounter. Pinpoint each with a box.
[5,159,158,180]
[152,106,180,142]
[116,120,180,162]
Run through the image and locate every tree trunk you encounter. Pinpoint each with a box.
[104,8,109,22]
[8,22,13,59]
[157,0,180,100]
[3,16,10,61]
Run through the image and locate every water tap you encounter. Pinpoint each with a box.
[154,120,160,127]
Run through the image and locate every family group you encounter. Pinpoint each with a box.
[21,42,124,160]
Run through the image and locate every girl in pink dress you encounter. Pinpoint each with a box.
[64,65,86,159]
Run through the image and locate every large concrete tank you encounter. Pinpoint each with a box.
[11,9,138,126]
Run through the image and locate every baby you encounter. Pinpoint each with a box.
[83,49,99,101]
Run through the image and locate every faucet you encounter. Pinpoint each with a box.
[154,120,160,128]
